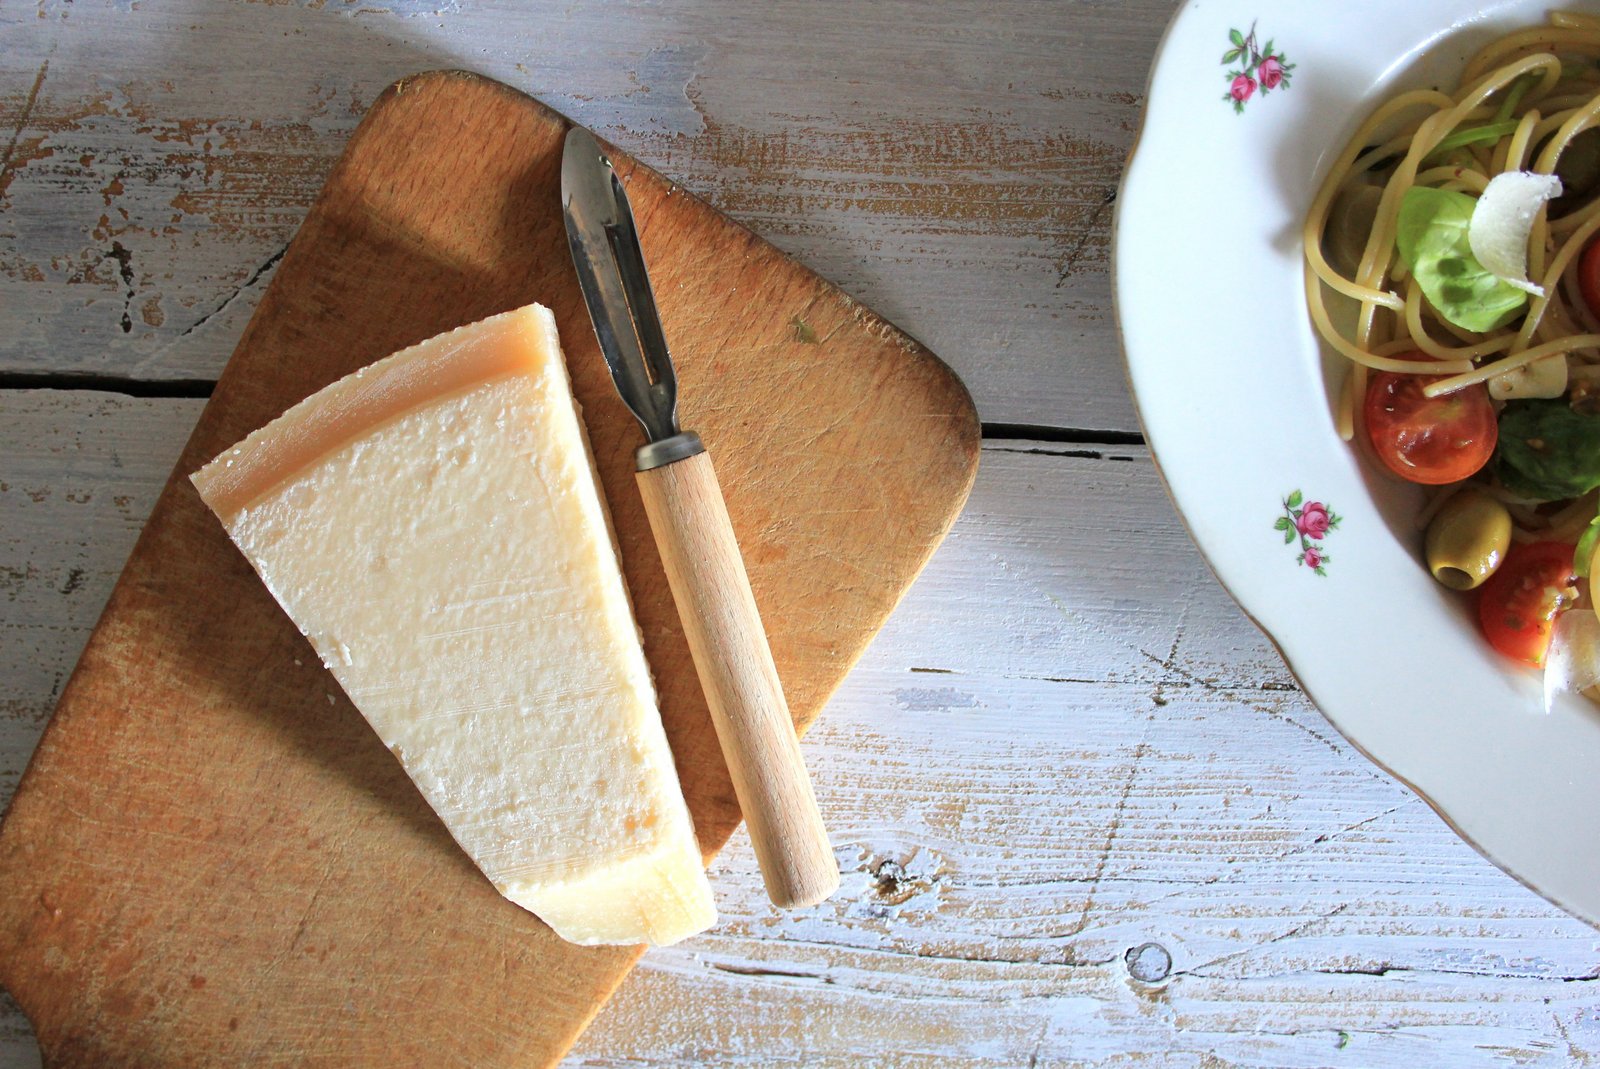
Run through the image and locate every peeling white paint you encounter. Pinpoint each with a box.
[0,0,1154,428]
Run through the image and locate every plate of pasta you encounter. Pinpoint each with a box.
[1117,1,1600,923]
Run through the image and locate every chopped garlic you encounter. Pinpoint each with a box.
[1488,352,1569,400]
[1545,609,1600,714]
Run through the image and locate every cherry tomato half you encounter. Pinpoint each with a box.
[1476,540,1580,668]
[1363,352,1497,485]
[1579,235,1600,322]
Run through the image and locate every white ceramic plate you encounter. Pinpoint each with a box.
[1117,0,1600,923]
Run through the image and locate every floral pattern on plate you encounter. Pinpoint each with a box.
[1275,490,1340,575]
[1222,22,1295,113]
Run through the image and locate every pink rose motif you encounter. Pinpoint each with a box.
[1276,490,1338,575]
[1259,55,1284,90]
[1221,25,1294,114]
[1296,501,1331,539]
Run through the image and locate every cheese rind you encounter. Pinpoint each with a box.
[192,304,715,947]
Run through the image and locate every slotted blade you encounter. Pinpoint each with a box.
[561,126,680,444]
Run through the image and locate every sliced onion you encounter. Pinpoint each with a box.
[1543,608,1600,714]
[1469,171,1563,297]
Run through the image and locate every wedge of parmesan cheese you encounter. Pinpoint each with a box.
[192,304,715,947]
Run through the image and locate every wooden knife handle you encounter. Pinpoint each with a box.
[635,450,840,909]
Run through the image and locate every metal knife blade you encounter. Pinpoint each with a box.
[561,126,685,450]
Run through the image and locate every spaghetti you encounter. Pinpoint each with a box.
[1304,12,1600,688]
[1306,19,1600,438]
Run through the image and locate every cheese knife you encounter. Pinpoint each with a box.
[560,126,839,909]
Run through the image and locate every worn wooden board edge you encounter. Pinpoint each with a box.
[0,69,980,1067]
[186,63,981,813]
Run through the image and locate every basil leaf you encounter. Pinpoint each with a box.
[1496,399,1600,501]
[1396,186,1528,332]
[1422,120,1522,164]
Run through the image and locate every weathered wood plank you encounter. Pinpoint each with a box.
[561,440,1598,1067]
[0,0,1167,430]
[2,392,1593,1067]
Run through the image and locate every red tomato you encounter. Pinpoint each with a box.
[1579,235,1600,321]
[1363,352,1497,485]
[1476,541,1580,668]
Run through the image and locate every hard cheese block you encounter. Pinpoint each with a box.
[190,303,715,947]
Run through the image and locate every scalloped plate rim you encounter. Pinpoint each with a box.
[1115,0,1600,926]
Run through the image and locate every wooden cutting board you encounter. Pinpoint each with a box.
[0,70,978,1068]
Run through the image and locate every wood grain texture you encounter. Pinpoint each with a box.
[5,400,1598,1067]
[0,0,1169,429]
[8,1,1600,1065]
[0,392,204,1069]
[637,450,839,909]
[565,440,1600,1067]
[0,74,978,1068]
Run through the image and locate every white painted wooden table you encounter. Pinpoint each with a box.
[3,3,1598,1066]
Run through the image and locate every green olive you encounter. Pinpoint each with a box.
[1425,488,1513,591]
[1324,182,1385,277]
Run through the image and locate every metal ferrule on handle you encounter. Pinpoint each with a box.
[636,431,705,472]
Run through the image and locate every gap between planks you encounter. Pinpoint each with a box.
[0,377,1145,448]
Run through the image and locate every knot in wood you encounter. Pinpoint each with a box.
[1124,941,1172,983]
